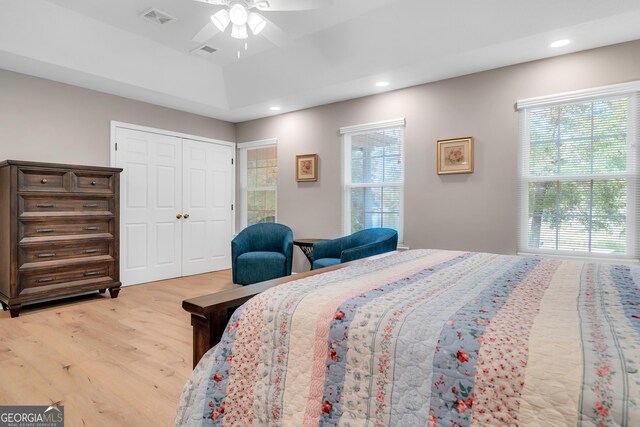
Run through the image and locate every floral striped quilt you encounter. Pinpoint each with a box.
[175,249,640,426]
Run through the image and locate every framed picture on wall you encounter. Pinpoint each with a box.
[437,137,474,174]
[296,154,318,182]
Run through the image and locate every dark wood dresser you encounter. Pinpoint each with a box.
[0,160,123,317]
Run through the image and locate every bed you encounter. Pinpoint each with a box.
[176,249,640,426]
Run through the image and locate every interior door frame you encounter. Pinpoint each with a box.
[109,120,236,283]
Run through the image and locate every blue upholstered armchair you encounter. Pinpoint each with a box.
[312,228,398,270]
[231,223,293,285]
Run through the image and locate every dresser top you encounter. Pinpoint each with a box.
[0,160,122,173]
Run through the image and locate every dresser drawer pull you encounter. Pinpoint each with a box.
[84,271,102,277]
[36,203,56,208]
[36,228,56,233]
[83,249,100,254]
[36,277,55,283]
[84,226,99,231]
[91,181,97,186]
[35,253,56,258]
[41,178,48,184]
[83,203,99,208]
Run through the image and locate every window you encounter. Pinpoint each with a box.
[341,119,405,242]
[238,139,277,229]
[518,83,639,259]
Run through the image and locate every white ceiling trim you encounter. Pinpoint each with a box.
[2,0,640,123]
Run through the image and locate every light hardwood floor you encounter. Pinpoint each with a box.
[0,270,237,426]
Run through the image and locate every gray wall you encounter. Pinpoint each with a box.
[0,69,235,166]
[2,41,639,273]
[236,40,640,271]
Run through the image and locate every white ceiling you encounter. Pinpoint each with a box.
[1,0,640,122]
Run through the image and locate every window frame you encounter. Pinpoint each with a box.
[517,81,640,261]
[340,118,406,243]
[238,138,278,230]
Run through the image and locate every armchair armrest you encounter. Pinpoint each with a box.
[312,235,349,260]
[282,233,294,275]
[231,236,251,284]
[341,239,397,263]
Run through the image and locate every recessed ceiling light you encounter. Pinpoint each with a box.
[269,106,281,111]
[550,39,571,48]
[376,81,390,87]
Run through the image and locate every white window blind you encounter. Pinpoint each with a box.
[238,140,277,229]
[518,84,639,260]
[341,119,405,242]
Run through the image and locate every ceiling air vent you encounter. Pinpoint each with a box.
[140,8,175,25]
[190,44,219,57]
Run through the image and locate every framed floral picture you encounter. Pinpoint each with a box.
[437,137,474,174]
[296,154,318,182]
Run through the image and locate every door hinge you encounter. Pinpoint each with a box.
[115,142,118,151]
[231,158,234,165]
[231,204,234,211]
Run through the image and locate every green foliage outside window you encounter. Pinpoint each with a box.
[526,97,629,255]
[247,146,277,226]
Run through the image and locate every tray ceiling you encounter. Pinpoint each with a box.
[1,0,640,122]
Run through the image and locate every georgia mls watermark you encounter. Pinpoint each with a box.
[0,404,64,427]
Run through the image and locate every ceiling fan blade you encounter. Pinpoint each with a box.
[192,21,220,43]
[255,0,332,11]
[258,14,292,48]
[192,0,228,5]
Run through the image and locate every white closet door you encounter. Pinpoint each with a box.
[182,139,233,276]
[115,128,183,285]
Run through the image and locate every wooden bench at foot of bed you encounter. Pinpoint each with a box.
[182,262,349,368]
[182,253,396,368]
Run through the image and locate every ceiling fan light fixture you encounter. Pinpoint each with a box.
[231,23,249,39]
[247,13,267,35]
[210,9,231,32]
[229,3,249,26]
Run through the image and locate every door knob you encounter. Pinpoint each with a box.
[183,213,190,219]
[176,214,182,219]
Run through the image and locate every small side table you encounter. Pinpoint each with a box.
[293,238,327,266]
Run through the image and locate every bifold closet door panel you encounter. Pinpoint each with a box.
[181,139,233,276]
[115,128,183,285]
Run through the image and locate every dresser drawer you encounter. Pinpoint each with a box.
[19,195,113,216]
[19,218,112,240]
[18,169,68,192]
[19,262,114,294]
[71,172,115,193]
[19,240,112,267]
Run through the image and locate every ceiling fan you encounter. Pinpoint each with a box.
[191,0,333,47]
